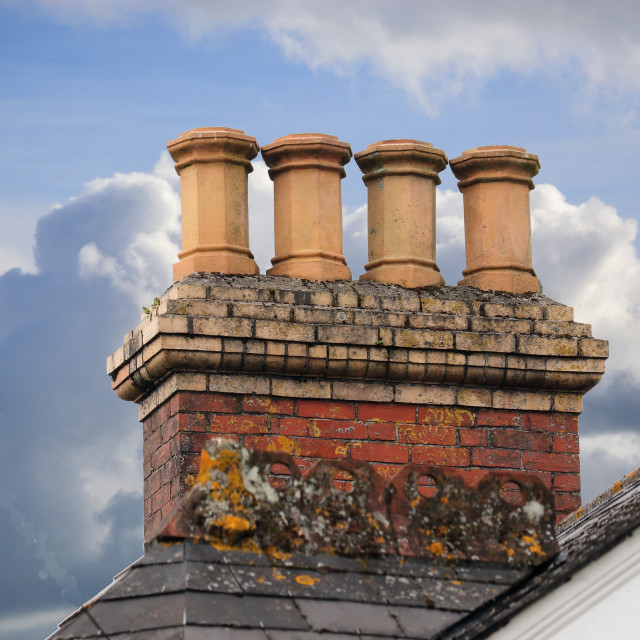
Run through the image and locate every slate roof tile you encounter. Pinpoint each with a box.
[294,599,402,636]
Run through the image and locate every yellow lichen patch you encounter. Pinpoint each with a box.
[207,536,263,554]
[522,534,546,557]
[272,569,287,581]
[335,444,349,456]
[268,436,300,456]
[310,421,321,437]
[216,514,253,534]
[576,506,583,520]
[267,548,292,562]
[184,474,196,488]
[451,580,462,586]
[612,481,623,495]
[440,496,449,505]
[437,525,449,537]
[295,574,321,586]
[429,542,444,556]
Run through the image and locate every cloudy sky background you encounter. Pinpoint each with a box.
[1,1,640,638]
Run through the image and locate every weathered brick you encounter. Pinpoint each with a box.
[294,400,354,420]
[146,469,162,497]
[408,314,469,331]
[553,474,581,492]
[168,299,229,318]
[150,442,171,470]
[470,317,531,334]
[477,409,521,427]
[459,428,488,446]
[553,433,580,453]
[351,442,409,463]
[457,388,492,408]
[333,381,394,402]
[367,422,397,441]
[394,329,453,350]
[492,430,552,452]
[395,385,456,406]
[514,304,544,320]
[255,320,315,342]
[493,390,553,412]
[209,374,270,395]
[176,431,211,453]
[522,451,578,473]
[317,325,378,345]
[192,316,253,338]
[412,446,470,467]
[555,493,581,512]
[553,394,582,413]
[579,338,609,358]
[308,419,367,440]
[244,435,302,456]
[242,396,295,415]
[175,392,238,413]
[420,298,470,315]
[297,438,350,459]
[518,335,578,356]
[358,403,415,423]
[168,282,207,300]
[209,286,272,302]
[398,424,457,445]
[274,289,333,306]
[483,303,514,318]
[209,414,270,434]
[272,378,331,399]
[471,448,521,469]
[545,305,574,322]
[456,332,516,353]
[232,302,291,321]
[278,417,309,436]
[533,320,591,338]
[524,413,579,433]
[418,407,474,427]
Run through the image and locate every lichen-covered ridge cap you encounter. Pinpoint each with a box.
[153,438,558,566]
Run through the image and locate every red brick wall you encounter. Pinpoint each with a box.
[143,391,580,534]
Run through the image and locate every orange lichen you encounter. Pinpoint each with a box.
[295,574,321,586]
[522,534,545,557]
[429,542,444,556]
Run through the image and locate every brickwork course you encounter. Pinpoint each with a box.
[107,274,608,536]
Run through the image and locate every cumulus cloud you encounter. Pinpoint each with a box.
[24,0,640,114]
[0,158,182,628]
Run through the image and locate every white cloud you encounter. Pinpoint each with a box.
[247,161,275,273]
[531,184,640,382]
[581,432,640,501]
[69,167,180,307]
[25,0,640,114]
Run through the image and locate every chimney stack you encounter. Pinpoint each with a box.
[449,146,541,294]
[261,133,352,281]
[168,127,260,281]
[354,139,447,288]
[108,129,608,537]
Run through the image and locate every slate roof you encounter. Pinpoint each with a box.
[47,439,597,640]
[50,541,534,640]
[449,466,640,639]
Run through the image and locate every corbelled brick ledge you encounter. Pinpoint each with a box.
[107,274,608,533]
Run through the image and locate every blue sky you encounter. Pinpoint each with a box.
[1,2,640,638]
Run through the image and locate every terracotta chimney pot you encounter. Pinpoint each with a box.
[261,133,352,281]
[354,139,448,288]
[449,145,541,294]
[168,127,260,281]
